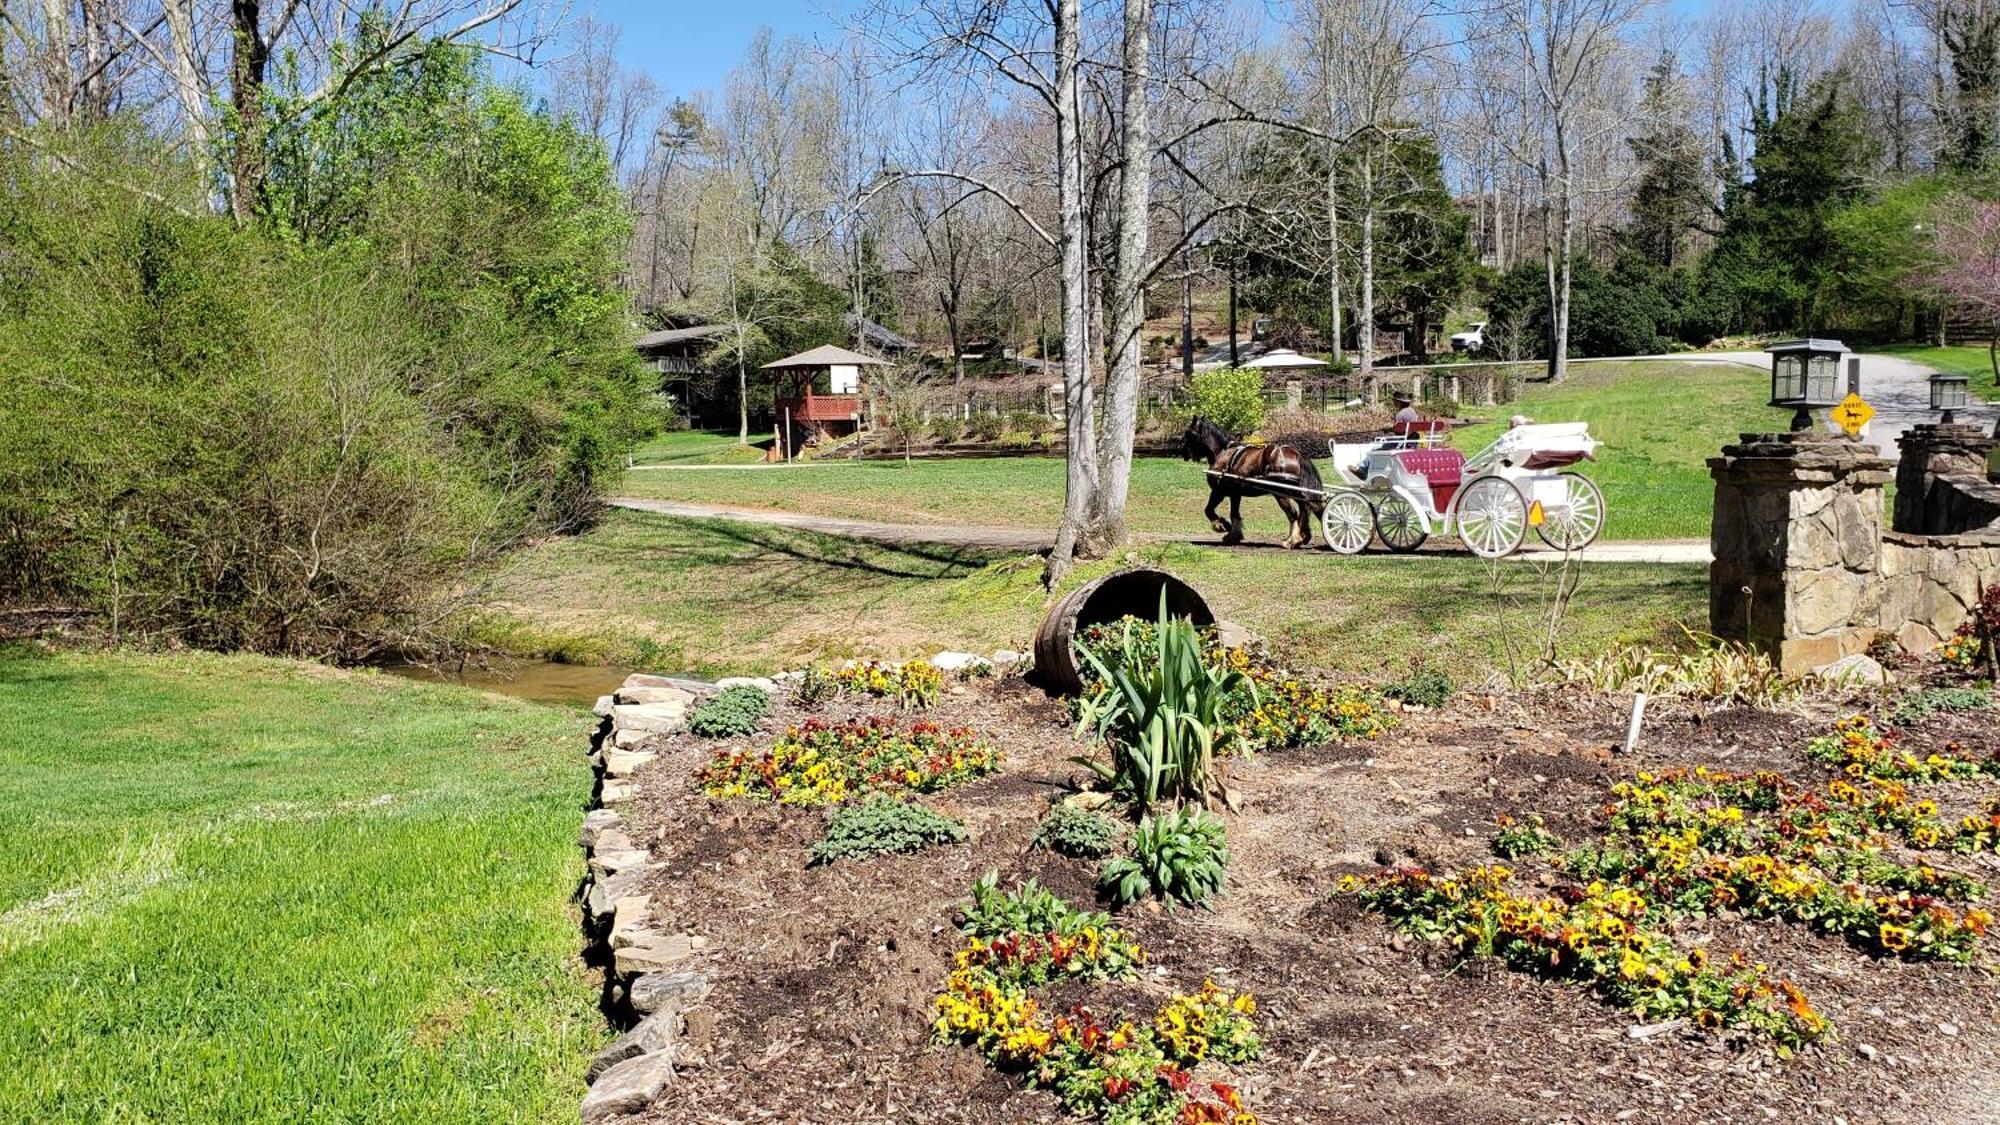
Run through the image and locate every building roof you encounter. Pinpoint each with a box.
[761,344,893,370]
[635,323,729,350]
[847,313,917,352]
[1239,347,1328,370]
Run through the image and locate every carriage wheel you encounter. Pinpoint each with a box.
[1373,492,1428,553]
[1455,476,1530,559]
[1534,473,1606,552]
[1322,492,1374,554]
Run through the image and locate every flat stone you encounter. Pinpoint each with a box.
[1817,653,1888,686]
[590,848,652,878]
[614,934,705,976]
[604,749,657,779]
[580,1050,677,1123]
[591,694,616,718]
[599,779,635,806]
[594,828,635,854]
[1215,619,1257,649]
[615,685,696,707]
[586,1008,684,1082]
[714,675,778,693]
[611,702,687,735]
[578,809,624,849]
[586,865,653,920]
[929,651,990,673]
[989,650,1023,668]
[609,726,654,751]
[610,895,654,948]
[629,969,713,1016]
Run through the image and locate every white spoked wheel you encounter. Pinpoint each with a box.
[1373,492,1429,553]
[1534,473,1605,551]
[1322,491,1374,554]
[1455,476,1530,559]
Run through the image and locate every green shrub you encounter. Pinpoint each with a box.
[1032,804,1122,858]
[1073,598,1256,812]
[1890,686,1994,726]
[960,872,1122,942]
[686,685,771,738]
[929,415,964,443]
[809,796,967,865]
[967,413,1006,442]
[1385,666,1455,709]
[1182,367,1265,438]
[1099,807,1228,908]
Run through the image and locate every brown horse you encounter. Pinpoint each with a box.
[1181,417,1325,549]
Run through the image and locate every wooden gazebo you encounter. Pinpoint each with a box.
[761,344,890,459]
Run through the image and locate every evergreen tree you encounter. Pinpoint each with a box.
[1624,52,1709,269]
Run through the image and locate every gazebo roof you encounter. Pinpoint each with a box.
[1240,347,1327,370]
[760,344,892,370]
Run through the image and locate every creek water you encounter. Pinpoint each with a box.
[377,656,636,708]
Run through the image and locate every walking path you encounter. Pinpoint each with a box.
[607,497,1713,563]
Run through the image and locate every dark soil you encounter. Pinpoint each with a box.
[611,673,2000,1125]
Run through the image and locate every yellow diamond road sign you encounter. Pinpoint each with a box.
[1831,393,1875,436]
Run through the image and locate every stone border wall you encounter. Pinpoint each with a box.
[573,672,756,1123]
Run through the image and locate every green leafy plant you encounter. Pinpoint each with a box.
[789,665,838,708]
[967,413,1005,442]
[1491,813,1560,859]
[1099,807,1229,908]
[1557,630,1798,707]
[1179,367,1265,438]
[1890,686,1994,726]
[1385,664,1455,709]
[809,796,967,865]
[1072,597,1256,812]
[929,414,964,443]
[686,685,771,737]
[1032,804,1122,859]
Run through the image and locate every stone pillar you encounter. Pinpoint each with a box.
[1709,432,1894,674]
[1285,380,1303,412]
[1895,423,1999,534]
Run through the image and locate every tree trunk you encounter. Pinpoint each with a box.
[1227,266,1239,366]
[1089,0,1153,558]
[1359,139,1376,399]
[1180,245,1194,379]
[1326,139,1345,366]
[165,0,210,171]
[1551,133,1575,384]
[1046,0,1097,585]
[229,0,270,222]
[1989,330,1998,386]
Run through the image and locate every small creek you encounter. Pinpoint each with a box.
[377,656,642,708]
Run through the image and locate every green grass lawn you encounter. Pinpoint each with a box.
[615,362,1765,542]
[629,427,764,465]
[481,510,1706,681]
[1866,344,2000,402]
[0,647,603,1123]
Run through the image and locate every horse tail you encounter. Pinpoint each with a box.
[1296,452,1327,513]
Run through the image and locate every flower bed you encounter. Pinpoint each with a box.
[933,877,1262,1124]
[830,658,945,708]
[697,716,1000,803]
[1346,719,2000,1046]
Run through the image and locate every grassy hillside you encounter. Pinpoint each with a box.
[0,647,602,1122]
[480,510,1707,681]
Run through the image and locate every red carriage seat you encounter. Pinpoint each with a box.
[1393,448,1467,513]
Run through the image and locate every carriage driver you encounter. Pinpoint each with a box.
[1392,391,1421,427]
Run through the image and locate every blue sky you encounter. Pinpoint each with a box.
[587,0,857,98]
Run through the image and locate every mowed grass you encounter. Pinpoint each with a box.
[0,647,603,1123]
[629,427,764,465]
[482,510,1707,681]
[1868,344,2000,402]
[615,362,1763,542]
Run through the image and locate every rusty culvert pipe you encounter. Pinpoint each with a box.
[1031,567,1216,695]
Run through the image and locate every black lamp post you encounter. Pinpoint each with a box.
[1764,339,1845,431]
[1929,371,1971,425]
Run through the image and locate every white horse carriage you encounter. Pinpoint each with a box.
[1314,421,1604,557]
